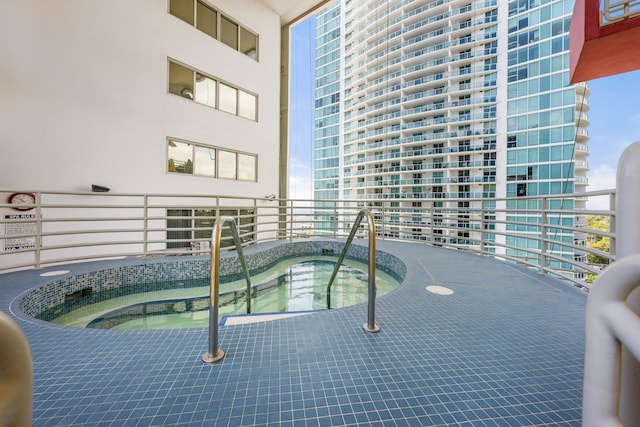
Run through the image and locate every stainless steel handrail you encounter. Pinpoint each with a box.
[202,216,252,364]
[326,208,380,333]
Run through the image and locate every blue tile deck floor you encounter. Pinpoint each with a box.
[0,240,586,426]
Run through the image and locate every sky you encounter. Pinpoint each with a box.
[581,70,640,192]
[288,17,316,200]
[288,15,640,203]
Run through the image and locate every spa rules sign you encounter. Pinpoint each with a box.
[1,214,36,251]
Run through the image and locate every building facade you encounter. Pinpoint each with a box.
[0,0,328,259]
[313,0,589,268]
[0,0,300,198]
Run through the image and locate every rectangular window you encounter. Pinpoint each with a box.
[237,153,257,181]
[219,83,237,114]
[218,149,237,179]
[196,1,217,39]
[167,208,255,249]
[169,0,258,61]
[194,73,216,107]
[220,15,238,50]
[240,27,258,60]
[167,138,256,182]
[169,60,255,121]
[168,140,193,174]
[167,209,193,249]
[238,90,257,120]
[194,146,216,177]
[517,183,527,197]
[170,0,194,25]
[169,62,194,99]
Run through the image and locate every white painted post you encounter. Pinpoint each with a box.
[582,255,640,427]
[584,141,640,426]
[615,141,640,426]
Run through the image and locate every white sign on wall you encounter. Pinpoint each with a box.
[2,214,36,251]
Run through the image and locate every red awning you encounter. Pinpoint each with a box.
[570,0,640,82]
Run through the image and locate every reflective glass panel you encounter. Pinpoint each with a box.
[168,140,193,174]
[238,91,256,120]
[196,1,217,39]
[218,150,237,179]
[195,73,216,107]
[194,146,216,177]
[219,83,237,114]
[170,0,194,25]
[220,15,238,50]
[169,62,194,99]
[238,153,256,181]
[240,27,257,60]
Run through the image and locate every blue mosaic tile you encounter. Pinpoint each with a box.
[0,240,586,426]
[19,240,405,320]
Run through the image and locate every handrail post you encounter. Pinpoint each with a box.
[479,204,485,254]
[364,214,378,332]
[379,202,385,240]
[289,199,294,240]
[540,197,548,274]
[34,192,42,269]
[203,216,252,364]
[333,201,338,238]
[143,195,149,257]
[609,191,616,261]
[326,208,380,333]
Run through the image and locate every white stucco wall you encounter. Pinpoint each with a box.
[0,0,281,198]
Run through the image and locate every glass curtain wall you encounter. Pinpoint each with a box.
[505,0,589,275]
[314,2,342,233]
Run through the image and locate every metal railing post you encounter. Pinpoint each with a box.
[288,200,293,240]
[333,201,338,238]
[479,204,485,255]
[380,202,386,240]
[143,195,149,257]
[541,197,548,274]
[609,191,616,261]
[34,192,41,269]
[326,208,380,333]
[203,216,252,364]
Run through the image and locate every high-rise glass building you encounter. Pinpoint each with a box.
[313,0,589,269]
[314,2,342,231]
[504,0,590,271]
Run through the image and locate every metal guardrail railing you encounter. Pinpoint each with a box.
[0,189,616,289]
[326,209,379,333]
[202,217,252,364]
[601,0,640,25]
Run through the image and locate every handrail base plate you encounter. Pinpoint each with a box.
[363,323,380,333]
[202,349,225,363]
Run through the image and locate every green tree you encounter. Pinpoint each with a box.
[586,215,611,265]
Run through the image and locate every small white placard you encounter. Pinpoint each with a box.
[2,214,36,251]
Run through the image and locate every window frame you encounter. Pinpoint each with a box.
[168,0,259,61]
[167,137,258,182]
[167,59,258,121]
